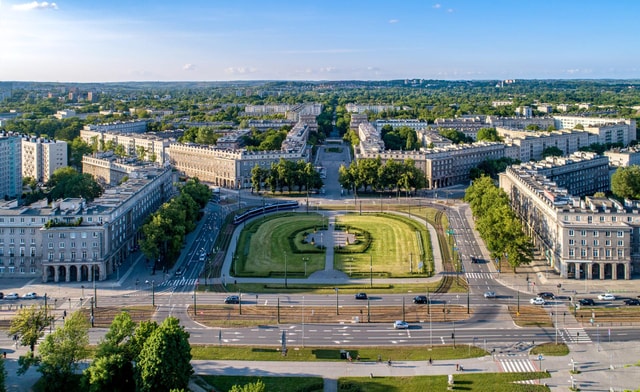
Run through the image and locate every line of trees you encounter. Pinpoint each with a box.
[464,176,533,272]
[337,157,426,195]
[140,178,210,273]
[250,158,323,194]
[10,308,192,392]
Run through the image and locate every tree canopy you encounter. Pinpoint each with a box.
[611,165,640,200]
[47,167,103,201]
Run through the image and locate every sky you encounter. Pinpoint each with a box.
[1,0,639,82]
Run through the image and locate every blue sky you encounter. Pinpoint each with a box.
[1,0,638,82]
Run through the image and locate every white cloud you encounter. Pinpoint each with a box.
[224,66,257,74]
[12,1,58,11]
[319,67,337,73]
[432,3,441,9]
[447,8,454,13]
[388,19,399,24]
[182,63,196,71]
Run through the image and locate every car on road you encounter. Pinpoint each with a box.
[199,253,206,262]
[623,298,640,306]
[579,298,595,306]
[224,295,240,304]
[484,291,496,298]
[5,293,18,300]
[0,292,3,299]
[393,320,409,329]
[597,293,616,301]
[355,292,368,300]
[529,297,546,305]
[537,292,555,300]
[413,295,428,304]
[22,292,37,299]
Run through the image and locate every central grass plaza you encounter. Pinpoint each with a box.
[214,208,552,391]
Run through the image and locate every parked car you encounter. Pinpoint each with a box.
[393,320,409,329]
[224,295,240,304]
[537,292,555,300]
[579,298,595,306]
[5,293,19,300]
[484,291,496,298]
[623,298,640,306]
[597,293,616,301]
[22,292,37,299]
[530,297,546,305]
[0,292,3,299]
[355,292,368,300]
[413,295,428,304]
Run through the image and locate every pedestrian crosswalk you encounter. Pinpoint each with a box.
[465,272,495,280]
[560,327,592,344]
[497,356,537,373]
[158,278,199,288]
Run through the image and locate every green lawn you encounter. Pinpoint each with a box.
[191,345,486,361]
[232,211,436,279]
[339,372,550,391]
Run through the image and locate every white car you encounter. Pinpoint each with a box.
[22,292,37,299]
[597,293,616,301]
[5,292,19,300]
[529,297,546,305]
[393,320,409,329]
[484,291,496,299]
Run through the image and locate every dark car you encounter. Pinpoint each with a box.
[413,295,429,304]
[355,292,368,300]
[224,295,240,304]
[0,292,3,299]
[538,292,555,300]
[579,298,595,306]
[623,298,640,306]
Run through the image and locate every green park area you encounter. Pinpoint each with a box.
[231,211,434,280]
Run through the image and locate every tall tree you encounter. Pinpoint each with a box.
[8,305,52,353]
[136,317,192,392]
[611,165,640,200]
[37,311,90,392]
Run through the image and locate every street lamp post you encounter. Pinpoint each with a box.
[334,288,339,315]
[302,296,305,347]
[284,252,288,288]
[370,254,373,288]
[302,257,309,277]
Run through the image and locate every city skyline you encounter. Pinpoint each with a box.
[1,0,639,82]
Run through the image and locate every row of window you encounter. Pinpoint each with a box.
[0,267,37,274]
[568,248,624,258]
[48,242,98,249]
[0,238,36,245]
[568,229,625,237]
[564,215,636,223]
[47,251,98,260]
[569,239,624,246]
[0,259,36,265]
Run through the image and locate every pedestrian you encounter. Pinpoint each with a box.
[456,363,459,371]
[3,352,6,358]
[429,357,432,365]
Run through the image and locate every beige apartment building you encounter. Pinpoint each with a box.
[499,153,638,280]
[21,136,68,183]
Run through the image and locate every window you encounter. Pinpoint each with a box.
[605,231,611,237]
[587,216,593,224]
[593,240,599,246]
[569,229,575,237]
[600,216,605,222]
[581,240,587,246]
[59,233,65,239]
[593,249,599,257]
[48,252,54,260]
[593,231,599,237]
[612,216,617,222]
[581,230,587,237]
[48,242,54,249]
[617,231,624,237]
[618,240,624,246]
[580,248,587,257]
[605,240,611,246]
[569,248,575,257]
[618,249,624,258]
[569,239,575,245]
[48,233,54,238]
[81,232,87,239]
[576,216,581,222]
[59,242,65,248]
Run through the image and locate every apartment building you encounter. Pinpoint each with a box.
[0,166,174,282]
[80,128,170,165]
[21,136,68,183]
[0,133,22,199]
[499,154,637,280]
[604,147,640,167]
[345,103,400,114]
[82,153,160,186]
[499,128,591,162]
[374,119,429,132]
[553,116,636,146]
[83,120,148,134]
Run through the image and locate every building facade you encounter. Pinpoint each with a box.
[0,166,174,282]
[0,133,22,199]
[499,153,638,280]
[21,136,68,183]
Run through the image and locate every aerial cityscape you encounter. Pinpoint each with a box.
[2,1,640,392]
